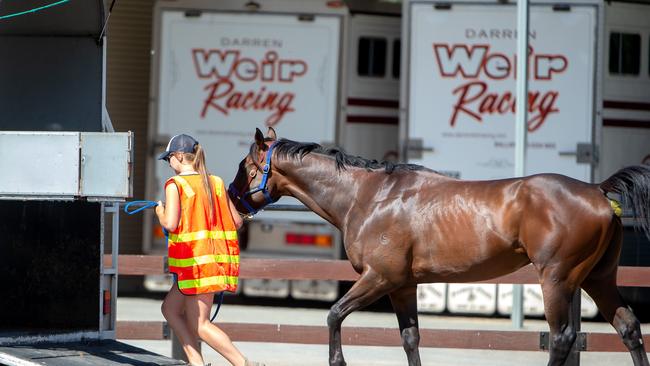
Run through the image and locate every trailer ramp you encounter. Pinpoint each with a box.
[0,340,185,366]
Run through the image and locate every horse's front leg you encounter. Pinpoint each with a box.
[327,267,395,366]
[389,286,421,366]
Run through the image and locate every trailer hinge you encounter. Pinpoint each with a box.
[553,4,572,11]
[184,10,202,17]
[245,1,260,11]
[540,331,587,351]
[558,143,598,165]
[298,14,315,22]
[433,3,452,10]
[406,138,434,160]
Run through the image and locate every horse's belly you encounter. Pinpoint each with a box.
[413,251,530,284]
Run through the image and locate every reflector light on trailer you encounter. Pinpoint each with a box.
[285,233,332,247]
[326,1,345,8]
[153,226,166,239]
[103,290,111,315]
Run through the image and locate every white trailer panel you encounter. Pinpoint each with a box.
[403,1,600,182]
[0,132,133,201]
[155,10,341,185]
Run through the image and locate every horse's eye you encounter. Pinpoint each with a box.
[249,169,257,178]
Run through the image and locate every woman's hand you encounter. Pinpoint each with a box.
[155,201,164,217]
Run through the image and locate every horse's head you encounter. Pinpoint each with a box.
[228,127,280,216]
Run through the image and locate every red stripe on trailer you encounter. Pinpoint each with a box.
[603,119,650,128]
[603,100,650,111]
[347,98,399,108]
[346,115,399,125]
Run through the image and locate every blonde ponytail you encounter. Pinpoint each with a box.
[191,144,216,226]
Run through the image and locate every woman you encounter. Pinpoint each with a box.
[155,134,263,366]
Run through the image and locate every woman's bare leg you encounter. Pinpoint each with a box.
[184,293,246,366]
[161,285,204,365]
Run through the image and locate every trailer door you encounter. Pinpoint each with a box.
[154,10,341,186]
[404,3,599,181]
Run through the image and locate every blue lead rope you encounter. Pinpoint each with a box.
[123,200,225,322]
[211,292,225,322]
[124,200,159,215]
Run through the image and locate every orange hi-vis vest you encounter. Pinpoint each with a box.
[165,174,240,295]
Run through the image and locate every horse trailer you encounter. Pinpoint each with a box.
[401,0,650,317]
[144,0,401,302]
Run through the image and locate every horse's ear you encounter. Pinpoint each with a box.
[267,127,277,141]
[254,128,265,149]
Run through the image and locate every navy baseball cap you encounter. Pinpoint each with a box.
[158,134,199,160]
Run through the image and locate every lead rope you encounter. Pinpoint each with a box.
[123,200,224,322]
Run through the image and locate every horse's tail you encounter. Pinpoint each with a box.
[600,165,650,240]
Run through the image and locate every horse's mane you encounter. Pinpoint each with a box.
[272,139,431,174]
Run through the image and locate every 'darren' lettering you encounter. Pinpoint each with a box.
[193,49,307,126]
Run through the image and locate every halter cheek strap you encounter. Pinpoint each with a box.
[228,142,278,215]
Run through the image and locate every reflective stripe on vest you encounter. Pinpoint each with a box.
[177,275,239,291]
[168,254,240,268]
[172,176,195,198]
[211,175,223,197]
[168,229,238,243]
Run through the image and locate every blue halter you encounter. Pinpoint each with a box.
[228,142,278,216]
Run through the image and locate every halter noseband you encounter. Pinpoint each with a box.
[228,142,278,216]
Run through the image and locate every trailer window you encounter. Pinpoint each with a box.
[392,39,401,79]
[609,32,640,75]
[358,37,387,77]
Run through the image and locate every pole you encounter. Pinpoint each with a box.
[512,0,530,330]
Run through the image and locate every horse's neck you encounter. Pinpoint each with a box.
[275,154,359,229]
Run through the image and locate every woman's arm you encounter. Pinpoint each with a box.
[155,183,181,232]
[227,195,244,230]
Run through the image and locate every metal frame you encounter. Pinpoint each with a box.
[99,202,120,340]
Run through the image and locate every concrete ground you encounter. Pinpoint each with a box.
[118,297,646,366]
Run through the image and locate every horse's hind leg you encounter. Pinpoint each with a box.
[389,286,421,366]
[540,274,580,366]
[327,268,395,366]
[582,225,649,366]
[583,278,649,366]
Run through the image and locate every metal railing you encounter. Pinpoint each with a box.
[111,255,650,364]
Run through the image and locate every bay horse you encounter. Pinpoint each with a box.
[228,128,650,366]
